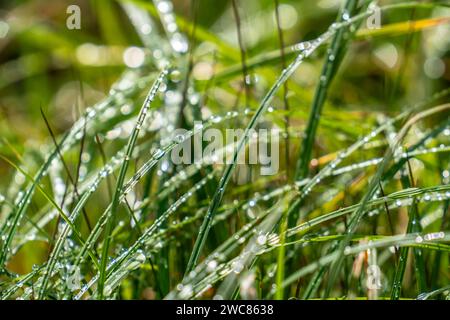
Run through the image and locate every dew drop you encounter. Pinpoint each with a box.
[257,234,267,245]
[232,260,244,274]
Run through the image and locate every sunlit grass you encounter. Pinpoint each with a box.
[0,0,449,300]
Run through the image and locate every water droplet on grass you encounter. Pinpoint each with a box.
[257,234,267,245]
[232,260,244,274]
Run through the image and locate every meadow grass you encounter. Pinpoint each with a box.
[0,0,449,300]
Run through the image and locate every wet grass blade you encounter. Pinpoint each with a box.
[97,69,168,299]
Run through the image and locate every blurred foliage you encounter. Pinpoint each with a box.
[0,0,449,300]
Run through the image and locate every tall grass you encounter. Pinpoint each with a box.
[0,0,449,300]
